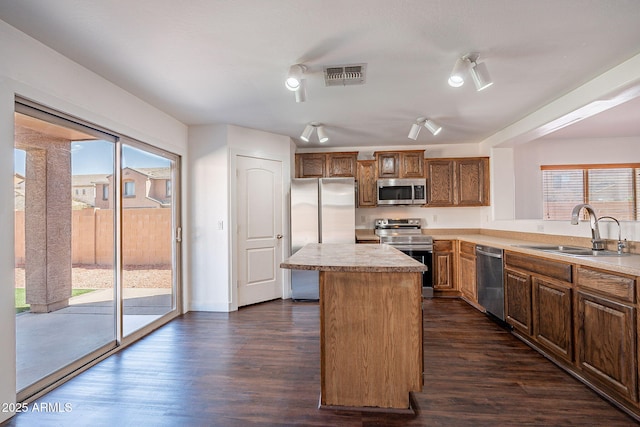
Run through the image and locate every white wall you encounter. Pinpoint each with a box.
[187,124,292,312]
[0,20,188,422]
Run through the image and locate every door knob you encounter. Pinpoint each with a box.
[276,234,283,239]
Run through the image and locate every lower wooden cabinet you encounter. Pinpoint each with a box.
[433,240,456,294]
[459,242,477,303]
[575,266,638,404]
[500,253,640,417]
[533,277,572,363]
[504,268,532,335]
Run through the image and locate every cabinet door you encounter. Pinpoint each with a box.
[327,152,357,177]
[296,153,326,178]
[426,160,454,206]
[576,290,637,403]
[399,151,424,178]
[456,158,488,206]
[504,268,532,335]
[533,277,572,363]
[459,254,477,302]
[433,241,455,291]
[376,153,399,178]
[356,160,377,207]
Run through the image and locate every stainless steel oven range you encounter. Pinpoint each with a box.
[374,218,433,297]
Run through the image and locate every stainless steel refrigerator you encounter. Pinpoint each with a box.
[290,177,355,300]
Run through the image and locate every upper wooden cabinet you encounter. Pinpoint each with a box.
[375,150,425,178]
[356,160,377,208]
[426,157,489,207]
[327,152,358,177]
[295,152,357,178]
[399,151,425,178]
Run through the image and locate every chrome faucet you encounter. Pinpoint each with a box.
[594,215,626,254]
[570,204,605,250]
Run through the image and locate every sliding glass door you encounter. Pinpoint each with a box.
[120,142,178,337]
[14,100,181,400]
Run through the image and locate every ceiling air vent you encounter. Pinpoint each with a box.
[323,63,367,86]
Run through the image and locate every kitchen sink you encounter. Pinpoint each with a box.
[514,244,629,257]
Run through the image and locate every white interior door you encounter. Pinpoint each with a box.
[237,155,283,307]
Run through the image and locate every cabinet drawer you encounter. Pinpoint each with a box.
[434,240,453,252]
[459,241,475,257]
[505,252,572,283]
[577,267,636,303]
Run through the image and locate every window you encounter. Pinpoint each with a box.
[123,180,135,197]
[102,185,109,200]
[542,164,639,220]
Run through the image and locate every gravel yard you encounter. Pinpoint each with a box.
[14,265,172,289]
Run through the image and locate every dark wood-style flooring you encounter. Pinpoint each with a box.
[2,298,638,426]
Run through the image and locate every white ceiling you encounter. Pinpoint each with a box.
[1,0,640,148]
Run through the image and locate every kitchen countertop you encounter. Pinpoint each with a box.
[280,243,428,273]
[441,233,640,277]
[354,228,640,277]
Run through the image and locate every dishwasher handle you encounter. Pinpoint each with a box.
[476,246,504,259]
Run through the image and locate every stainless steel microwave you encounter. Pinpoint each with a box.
[377,178,427,205]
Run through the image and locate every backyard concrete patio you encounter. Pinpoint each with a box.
[16,288,172,391]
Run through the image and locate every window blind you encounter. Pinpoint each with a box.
[541,164,639,220]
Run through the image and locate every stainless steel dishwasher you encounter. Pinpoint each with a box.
[476,245,505,321]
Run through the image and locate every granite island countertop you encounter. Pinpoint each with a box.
[280,243,428,273]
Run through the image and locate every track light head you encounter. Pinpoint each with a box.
[448,58,468,88]
[469,61,493,91]
[408,123,421,140]
[285,64,307,91]
[424,119,442,136]
[300,124,314,142]
[316,126,329,143]
[294,79,307,102]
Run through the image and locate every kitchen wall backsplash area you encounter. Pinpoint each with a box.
[355,206,486,229]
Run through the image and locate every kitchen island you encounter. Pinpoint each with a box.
[280,243,427,412]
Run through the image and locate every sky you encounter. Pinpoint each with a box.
[14,140,171,176]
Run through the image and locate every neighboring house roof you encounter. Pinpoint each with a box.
[72,174,110,186]
[130,167,171,179]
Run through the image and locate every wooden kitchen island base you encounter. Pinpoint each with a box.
[319,270,423,411]
[280,243,427,412]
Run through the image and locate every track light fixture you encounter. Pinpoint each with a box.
[448,54,493,91]
[408,118,442,140]
[300,123,329,143]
